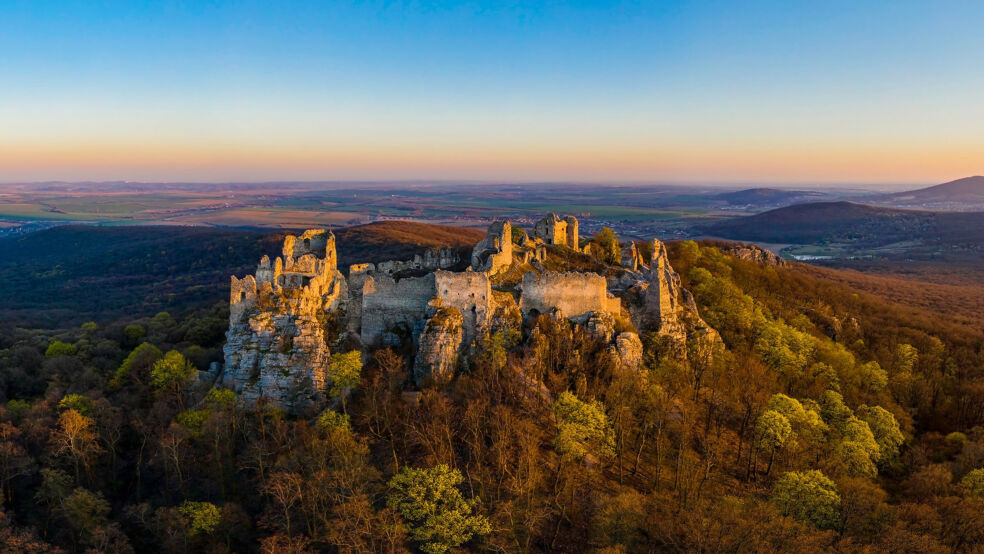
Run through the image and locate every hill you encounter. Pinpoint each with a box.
[0,221,484,328]
[703,201,984,247]
[334,220,484,265]
[875,176,984,210]
[716,187,830,207]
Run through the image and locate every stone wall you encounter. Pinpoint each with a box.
[360,273,437,345]
[562,215,579,249]
[229,274,258,321]
[519,271,622,322]
[434,270,491,344]
[375,246,461,274]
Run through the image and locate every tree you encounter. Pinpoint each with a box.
[35,468,72,536]
[0,423,33,505]
[61,487,110,548]
[264,472,304,536]
[859,361,889,392]
[755,410,792,475]
[58,394,96,417]
[766,393,827,448]
[45,341,77,358]
[179,501,222,536]
[124,324,147,345]
[328,351,363,412]
[819,390,853,432]
[387,464,490,554]
[857,405,904,464]
[50,408,103,483]
[112,342,163,386]
[754,321,815,378]
[552,391,615,461]
[318,409,351,432]
[590,227,621,265]
[835,417,880,477]
[961,469,984,498]
[151,350,197,401]
[894,343,919,373]
[771,470,841,529]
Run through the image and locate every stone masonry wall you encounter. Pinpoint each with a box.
[360,273,437,345]
[434,270,491,344]
[519,271,622,322]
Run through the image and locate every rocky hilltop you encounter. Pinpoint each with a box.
[215,214,720,412]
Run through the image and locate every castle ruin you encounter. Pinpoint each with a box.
[218,214,718,412]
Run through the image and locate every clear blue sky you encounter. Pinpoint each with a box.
[1,1,982,184]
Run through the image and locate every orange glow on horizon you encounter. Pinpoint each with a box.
[1,137,981,184]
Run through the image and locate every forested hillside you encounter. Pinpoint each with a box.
[1,235,984,552]
[0,223,483,329]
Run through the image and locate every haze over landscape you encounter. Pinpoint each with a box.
[4,2,984,553]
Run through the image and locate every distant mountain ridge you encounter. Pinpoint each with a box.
[873,176,984,210]
[715,187,831,207]
[703,201,984,246]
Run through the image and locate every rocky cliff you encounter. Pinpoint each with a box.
[614,239,723,362]
[413,307,464,386]
[222,229,347,413]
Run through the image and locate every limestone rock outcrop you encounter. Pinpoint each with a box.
[413,307,464,386]
[615,332,643,371]
[616,239,723,361]
[223,229,347,413]
[720,243,786,267]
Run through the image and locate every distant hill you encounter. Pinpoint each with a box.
[874,176,984,210]
[703,201,984,246]
[715,187,830,208]
[335,220,484,266]
[0,221,484,328]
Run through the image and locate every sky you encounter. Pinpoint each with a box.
[1,0,982,185]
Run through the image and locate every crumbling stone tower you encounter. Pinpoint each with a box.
[533,213,579,249]
[471,220,513,273]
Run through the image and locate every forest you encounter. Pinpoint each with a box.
[2,233,984,553]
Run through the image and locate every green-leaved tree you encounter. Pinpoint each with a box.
[771,470,841,529]
[328,350,363,412]
[387,464,491,554]
[553,391,616,461]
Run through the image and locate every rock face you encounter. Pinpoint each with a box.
[719,243,786,267]
[223,229,347,413]
[615,332,643,371]
[413,307,464,386]
[219,216,721,412]
[614,239,723,361]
